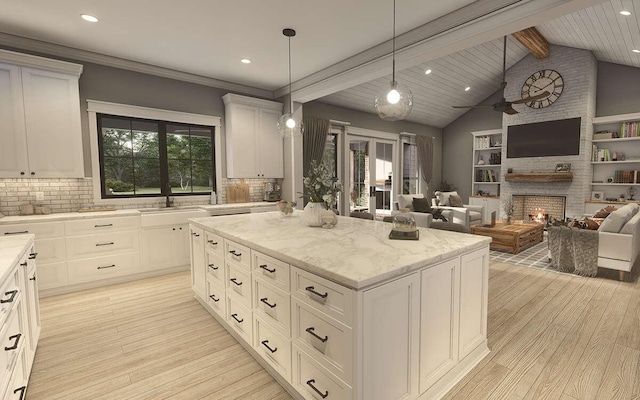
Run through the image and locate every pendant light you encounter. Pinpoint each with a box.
[278,28,303,138]
[374,0,413,121]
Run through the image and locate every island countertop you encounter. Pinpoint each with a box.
[0,234,34,284]
[190,212,491,290]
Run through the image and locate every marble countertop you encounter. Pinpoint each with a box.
[0,234,34,284]
[190,212,491,290]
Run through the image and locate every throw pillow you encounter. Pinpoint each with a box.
[449,193,463,207]
[412,197,431,213]
[592,206,616,219]
[577,219,600,230]
[620,212,640,234]
[599,203,639,233]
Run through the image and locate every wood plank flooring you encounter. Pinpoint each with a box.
[26,261,640,400]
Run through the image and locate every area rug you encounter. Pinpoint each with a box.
[489,238,556,271]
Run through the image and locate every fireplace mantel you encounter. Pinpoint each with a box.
[505,172,573,183]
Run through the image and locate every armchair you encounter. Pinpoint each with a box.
[432,191,483,230]
[393,194,433,228]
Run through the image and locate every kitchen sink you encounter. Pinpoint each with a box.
[138,206,203,213]
[139,207,209,227]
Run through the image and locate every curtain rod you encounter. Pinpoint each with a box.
[329,119,351,126]
[401,132,435,139]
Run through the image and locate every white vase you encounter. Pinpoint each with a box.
[304,202,327,227]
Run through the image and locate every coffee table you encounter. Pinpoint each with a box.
[470,221,544,254]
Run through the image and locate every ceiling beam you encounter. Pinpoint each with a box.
[512,27,549,58]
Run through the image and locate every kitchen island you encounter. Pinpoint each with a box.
[189,212,491,400]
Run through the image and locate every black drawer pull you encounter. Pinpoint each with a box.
[96,242,114,247]
[1,290,17,304]
[261,340,278,353]
[5,333,21,351]
[208,264,219,270]
[97,264,116,270]
[260,298,277,308]
[229,250,242,257]
[306,327,328,343]
[231,313,243,323]
[260,264,276,273]
[20,262,27,267]
[28,252,38,259]
[13,386,26,400]
[230,278,242,286]
[94,223,113,228]
[207,240,218,245]
[305,286,328,299]
[209,294,219,302]
[192,232,200,237]
[4,231,28,235]
[306,379,328,399]
[29,276,36,282]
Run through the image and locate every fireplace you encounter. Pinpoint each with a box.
[512,195,566,222]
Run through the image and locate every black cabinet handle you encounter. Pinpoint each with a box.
[96,242,114,247]
[20,262,27,267]
[230,278,242,286]
[261,340,278,353]
[306,327,328,343]
[306,379,328,399]
[231,313,243,323]
[208,264,219,270]
[29,276,36,282]
[30,172,35,176]
[208,240,218,245]
[13,386,26,400]
[191,232,200,237]
[259,264,276,273]
[1,290,17,304]
[4,231,28,235]
[209,294,219,302]
[28,252,38,259]
[260,298,277,308]
[5,333,21,351]
[97,264,116,270]
[305,286,328,299]
[229,250,242,257]
[94,224,113,228]
[20,172,25,176]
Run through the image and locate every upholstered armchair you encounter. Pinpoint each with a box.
[432,191,483,230]
[393,194,433,228]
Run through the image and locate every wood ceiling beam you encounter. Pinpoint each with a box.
[512,27,549,59]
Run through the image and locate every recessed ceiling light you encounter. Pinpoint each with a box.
[465,86,471,92]
[240,58,251,64]
[620,10,632,16]
[633,49,640,53]
[80,14,99,22]
[424,69,432,75]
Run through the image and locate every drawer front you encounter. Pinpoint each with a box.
[206,251,225,286]
[34,237,66,265]
[64,216,139,236]
[293,300,352,383]
[1,301,23,376]
[205,275,226,318]
[0,221,64,239]
[205,231,224,257]
[37,262,69,291]
[292,267,353,327]
[226,293,252,344]
[5,350,26,400]
[66,230,139,260]
[254,315,291,382]
[293,346,351,400]
[67,252,140,284]
[0,271,19,325]
[253,251,290,293]
[224,239,250,271]
[253,276,290,337]
[225,262,251,306]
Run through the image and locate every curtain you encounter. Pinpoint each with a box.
[303,116,329,176]
[416,135,433,187]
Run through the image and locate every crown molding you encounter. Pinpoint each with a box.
[0,32,274,99]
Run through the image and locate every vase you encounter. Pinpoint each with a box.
[304,202,327,227]
[506,215,512,225]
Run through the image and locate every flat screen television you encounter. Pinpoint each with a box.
[507,117,581,158]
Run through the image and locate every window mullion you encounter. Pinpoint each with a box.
[158,122,169,196]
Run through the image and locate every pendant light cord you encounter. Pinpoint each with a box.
[288,35,293,115]
[392,0,396,83]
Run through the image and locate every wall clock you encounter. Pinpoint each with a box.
[521,69,563,109]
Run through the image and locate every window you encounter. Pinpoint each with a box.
[97,114,215,198]
[402,141,420,194]
[322,133,338,179]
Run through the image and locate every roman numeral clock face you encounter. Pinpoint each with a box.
[521,69,563,109]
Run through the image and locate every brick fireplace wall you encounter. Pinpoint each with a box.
[512,195,566,221]
[501,45,597,219]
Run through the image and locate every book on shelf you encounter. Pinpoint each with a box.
[613,170,640,183]
[620,121,640,138]
[474,136,492,149]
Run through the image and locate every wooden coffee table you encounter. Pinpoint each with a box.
[470,222,544,254]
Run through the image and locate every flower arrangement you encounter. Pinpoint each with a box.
[502,197,514,222]
[301,160,343,208]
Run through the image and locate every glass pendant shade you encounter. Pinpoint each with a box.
[278,113,303,137]
[375,80,413,121]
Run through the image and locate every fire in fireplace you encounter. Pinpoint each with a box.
[512,195,566,222]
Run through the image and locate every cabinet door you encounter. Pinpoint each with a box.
[141,227,176,271]
[226,104,258,178]
[459,248,489,359]
[175,224,191,266]
[419,258,459,392]
[0,62,29,177]
[189,226,206,299]
[21,67,84,178]
[362,273,420,400]
[257,108,284,178]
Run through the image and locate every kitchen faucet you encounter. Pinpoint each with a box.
[166,183,173,208]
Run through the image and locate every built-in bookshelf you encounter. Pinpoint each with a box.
[469,129,502,223]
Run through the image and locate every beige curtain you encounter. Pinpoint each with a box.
[416,135,433,186]
[303,116,329,176]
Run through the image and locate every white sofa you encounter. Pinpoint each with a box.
[597,203,640,280]
[431,191,483,230]
[394,194,434,228]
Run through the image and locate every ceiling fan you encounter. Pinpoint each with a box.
[452,36,550,115]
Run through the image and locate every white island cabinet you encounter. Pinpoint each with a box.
[189,212,490,400]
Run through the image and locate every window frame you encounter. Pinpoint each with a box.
[400,134,421,195]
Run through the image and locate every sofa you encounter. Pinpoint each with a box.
[431,191,483,230]
[597,203,640,280]
[394,194,434,228]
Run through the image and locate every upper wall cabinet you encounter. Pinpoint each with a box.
[223,93,283,178]
[0,50,84,178]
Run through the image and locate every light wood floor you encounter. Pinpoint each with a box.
[26,262,640,400]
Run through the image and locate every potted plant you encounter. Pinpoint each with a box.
[300,160,344,226]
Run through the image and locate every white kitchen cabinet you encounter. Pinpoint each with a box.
[141,224,190,271]
[459,248,489,360]
[189,226,206,299]
[222,93,283,178]
[0,50,84,178]
[469,197,501,223]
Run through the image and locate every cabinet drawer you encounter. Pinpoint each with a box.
[64,216,139,236]
[37,262,68,291]
[0,271,19,326]
[34,237,66,264]
[226,293,252,344]
[225,262,251,307]
[0,221,64,239]
[253,251,290,293]
[292,267,354,327]
[66,230,139,260]
[5,350,26,400]
[293,346,351,400]
[224,239,250,271]
[253,276,290,337]
[205,231,224,257]
[293,300,352,384]
[254,315,291,382]
[205,251,225,287]
[67,252,140,284]
[1,301,23,376]
[205,275,226,319]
